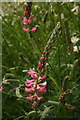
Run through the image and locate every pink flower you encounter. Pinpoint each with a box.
[22,17,27,20]
[28,20,32,24]
[31,74,38,79]
[37,86,47,93]
[27,68,38,79]
[24,11,28,16]
[23,28,29,32]
[43,51,47,54]
[40,81,47,87]
[40,57,45,60]
[33,93,38,99]
[25,87,34,93]
[45,57,48,60]
[31,27,37,32]
[25,80,36,87]
[41,68,45,73]
[25,79,34,84]
[41,88,47,93]
[33,93,43,101]
[0,87,4,92]
[25,83,32,87]
[40,75,47,80]
[27,68,36,75]
[28,16,34,24]
[23,17,28,25]
[29,16,34,20]
[32,102,38,107]
[23,17,28,22]
[23,20,28,25]
[26,96,33,101]
[37,97,43,101]
[38,62,43,70]
[37,85,40,89]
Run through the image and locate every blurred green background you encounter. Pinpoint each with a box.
[2,2,80,119]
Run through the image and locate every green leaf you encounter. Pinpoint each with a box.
[27,111,36,117]
[49,75,60,90]
[40,106,52,119]
[48,100,59,105]
[16,87,22,98]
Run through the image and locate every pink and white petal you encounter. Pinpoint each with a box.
[40,81,47,87]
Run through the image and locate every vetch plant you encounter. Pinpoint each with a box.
[24,22,61,108]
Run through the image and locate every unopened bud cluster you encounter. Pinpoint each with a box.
[58,90,76,111]
[65,103,76,111]
[58,90,72,103]
[38,40,54,74]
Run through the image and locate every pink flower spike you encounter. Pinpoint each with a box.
[40,81,47,87]
[31,27,37,32]
[26,96,33,101]
[40,75,47,80]
[23,28,29,32]
[0,87,4,92]
[38,97,43,101]
[32,102,38,107]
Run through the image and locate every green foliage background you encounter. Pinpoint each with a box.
[2,2,80,119]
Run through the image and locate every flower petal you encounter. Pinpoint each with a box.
[23,28,29,32]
